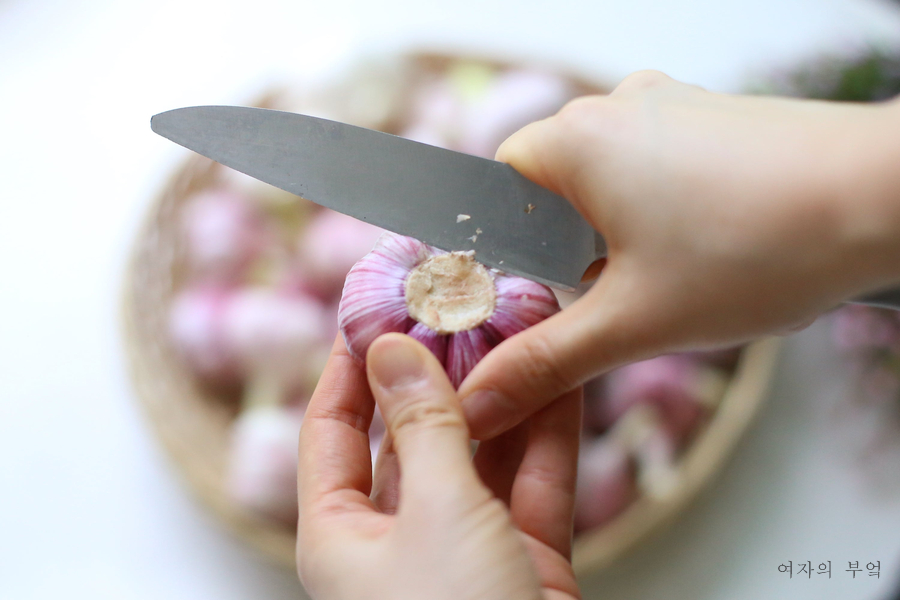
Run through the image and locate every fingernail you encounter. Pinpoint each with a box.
[368,336,426,389]
[461,389,515,439]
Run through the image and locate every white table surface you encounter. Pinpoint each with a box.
[3,0,900,598]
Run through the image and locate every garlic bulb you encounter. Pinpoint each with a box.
[338,232,559,388]
[168,284,241,386]
[399,67,573,159]
[221,287,327,392]
[574,436,636,532]
[226,405,304,523]
[180,189,269,283]
[609,405,680,500]
[298,209,385,300]
[458,69,573,159]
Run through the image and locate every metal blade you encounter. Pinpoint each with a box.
[151,106,605,290]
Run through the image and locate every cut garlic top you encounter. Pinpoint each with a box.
[404,252,497,334]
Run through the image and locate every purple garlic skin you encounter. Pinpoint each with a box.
[338,232,560,388]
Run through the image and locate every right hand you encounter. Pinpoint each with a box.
[460,70,900,440]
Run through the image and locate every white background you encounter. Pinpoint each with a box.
[3,0,900,598]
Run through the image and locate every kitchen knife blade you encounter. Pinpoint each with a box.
[150,106,606,291]
[150,105,900,308]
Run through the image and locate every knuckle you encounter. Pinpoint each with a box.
[615,69,671,93]
[518,461,574,495]
[554,95,606,129]
[389,399,466,439]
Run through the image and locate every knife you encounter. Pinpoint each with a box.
[151,105,603,292]
[150,105,900,308]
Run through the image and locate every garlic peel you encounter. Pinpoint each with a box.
[339,232,560,388]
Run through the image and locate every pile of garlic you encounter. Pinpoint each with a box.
[164,58,743,531]
[169,185,387,523]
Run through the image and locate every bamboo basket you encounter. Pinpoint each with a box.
[122,53,782,575]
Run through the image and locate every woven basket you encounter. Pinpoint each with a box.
[122,53,782,575]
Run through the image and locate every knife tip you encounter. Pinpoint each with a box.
[150,112,162,134]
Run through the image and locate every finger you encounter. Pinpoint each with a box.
[510,388,582,559]
[472,421,529,506]
[459,271,647,440]
[366,333,483,505]
[298,335,377,515]
[495,111,585,206]
[371,433,401,514]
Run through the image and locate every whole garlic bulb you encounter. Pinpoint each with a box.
[597,355,724,445]
[338,232,559,388]
[168,284,241,386]
[222,287,327,392]
[832,304,900,352]
[226,405,304,523]
[180,189,269,283]
[458,69,573,159]
[574,436,636,532]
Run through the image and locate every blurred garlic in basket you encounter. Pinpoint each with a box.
[575,436,636,532]
[401,64,573,158]
[227,404,305,523]
[181,188,270,283]
[596,355,728,445]
[457,68,573,158]
[221,287,328,394]
[830,305,900,408]
[168,284,242,387]
[297,209,385,300]
[610,405,681,500]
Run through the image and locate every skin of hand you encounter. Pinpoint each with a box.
[296,333,582,600]
[459,70,900,440]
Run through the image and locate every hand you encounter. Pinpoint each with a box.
[460,70,900,440]
[296,334,582,600]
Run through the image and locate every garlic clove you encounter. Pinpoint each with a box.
[485,275,561,340]
[446,328,495,389]
[609,405,681,500]
[338,234,429,361]
[832,304,900,351]
[407,322,449,366]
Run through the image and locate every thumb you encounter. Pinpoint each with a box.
[460,270,657,440]
[366,333,482,504]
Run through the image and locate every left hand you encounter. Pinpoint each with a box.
[296,333,582,600]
